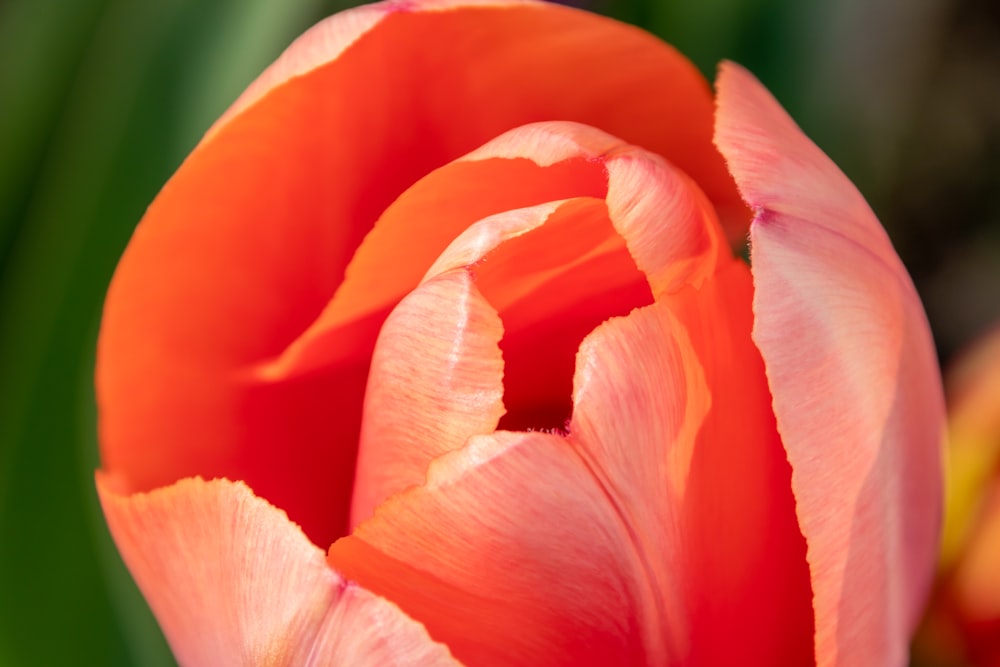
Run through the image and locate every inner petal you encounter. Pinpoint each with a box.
[472,198,654,432]
[331,428,667,667]
[331,127,803,665]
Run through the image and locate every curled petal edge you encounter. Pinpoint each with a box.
[97,474,461,667]
[714,61,945,667]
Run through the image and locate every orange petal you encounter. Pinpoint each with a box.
[257,129,608,382]
[211,0,745,237]
[96,474,460,666]
[99,1,744,546]
[715,61,945,666]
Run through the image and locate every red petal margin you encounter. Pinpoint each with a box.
[96,474,461,667]
[715,62,946,666]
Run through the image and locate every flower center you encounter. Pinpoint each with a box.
[472,198,654,433]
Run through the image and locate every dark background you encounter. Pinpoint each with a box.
[0,0,996,664]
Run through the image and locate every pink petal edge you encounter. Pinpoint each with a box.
[714,61,945,667]
[97,474,460,667]
[349,269,506,528]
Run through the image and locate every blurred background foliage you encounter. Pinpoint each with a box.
[0,0,996,664]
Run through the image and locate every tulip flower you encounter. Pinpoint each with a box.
[95,0,945,665]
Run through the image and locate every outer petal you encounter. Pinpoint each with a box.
[99,0,741,546]
[96,474,460,667]
[714,61,945,666]
[209,0,744,232]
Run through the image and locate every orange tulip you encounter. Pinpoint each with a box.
[95,1,945,665]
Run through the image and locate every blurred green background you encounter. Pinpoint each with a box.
[0,0,996,664]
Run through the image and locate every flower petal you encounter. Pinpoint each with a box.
[604,152,727,296]
[98,2,738,543]
[98,1,744,547]
[96,474,460,666]
[569,261,814,665]
[331,260,812,665]
[349,270,506,528]
[257,137,607,382]
[715,61,945,666]
[335,125,800,664]
[211,0,745,235]
[472,198,653,433]
[350,193,652,527]
[331,428,669,666]
[349,122,732,526]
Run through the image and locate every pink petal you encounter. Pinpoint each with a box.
[330,266,813,664]
[715,61,945,666]
[349,270,505,528]
[97,474,460,666]
[351,192,651,527]
[569,261,814,664]
[603,152,727,296]
[331,427,667,666]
